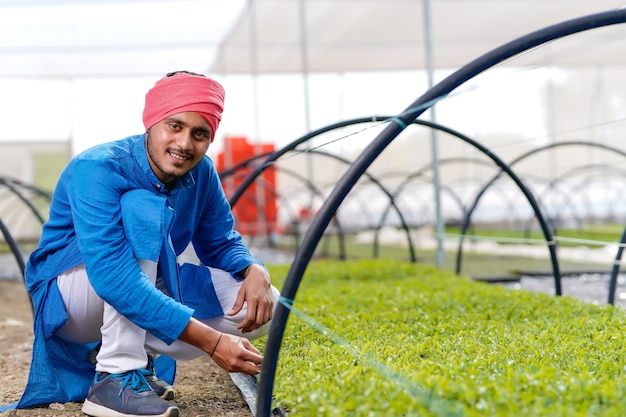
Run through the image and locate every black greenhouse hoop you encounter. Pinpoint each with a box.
[258,9,626,415]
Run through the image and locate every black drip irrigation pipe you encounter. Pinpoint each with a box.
[455,140,626,293]
[304,148,417,262]
[256,9,626,416]
[0,178,49,225]
[607,226,626,305]
[228,117,399,208]
[227,117,420,262]
[0,217,32,312]
[400,119,561,294]
[230,116,536,265]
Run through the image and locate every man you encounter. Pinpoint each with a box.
[12,71,278,417]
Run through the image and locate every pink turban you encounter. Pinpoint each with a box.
[142,71,225,140]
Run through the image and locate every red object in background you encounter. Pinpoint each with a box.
[216,136,277,237]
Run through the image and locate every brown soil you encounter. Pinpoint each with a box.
[0,280,254,417]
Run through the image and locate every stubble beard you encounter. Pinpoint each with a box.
[146,132,178,185]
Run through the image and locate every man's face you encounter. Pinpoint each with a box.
[146,111,212,186]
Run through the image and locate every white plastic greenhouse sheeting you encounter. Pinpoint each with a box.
[1,0,626,78]
[210,0,626,74]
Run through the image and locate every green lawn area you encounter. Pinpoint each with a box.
[263,259,626,416]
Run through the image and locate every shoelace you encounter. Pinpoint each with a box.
[113,369,153,395]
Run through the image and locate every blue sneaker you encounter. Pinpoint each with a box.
[81,369,178,417]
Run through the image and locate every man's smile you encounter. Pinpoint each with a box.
[168,150,191,161]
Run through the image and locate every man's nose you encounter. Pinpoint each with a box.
[177,130,193,150]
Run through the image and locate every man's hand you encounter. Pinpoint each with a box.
[179,319,262,375]
[211,333,263,375]
[229,263,274,333]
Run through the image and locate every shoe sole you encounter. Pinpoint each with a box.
[159,388,175,401]
[82,400,179,417]
[148,382,175,400]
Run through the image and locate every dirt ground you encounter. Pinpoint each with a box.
[0,280,255,417]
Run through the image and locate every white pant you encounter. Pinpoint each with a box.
[55,260,279,374]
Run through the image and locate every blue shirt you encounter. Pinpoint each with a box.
[28,133,260,343]
[3,134,262,409]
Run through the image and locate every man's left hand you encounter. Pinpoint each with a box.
[228,263,274,333]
